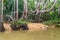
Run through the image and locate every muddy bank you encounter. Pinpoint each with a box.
[27,23,48,31]
[2,23,55,32]
[3,23,29,31]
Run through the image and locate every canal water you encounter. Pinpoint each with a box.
[0,28,60,40]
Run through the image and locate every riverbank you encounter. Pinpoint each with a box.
[3,22,55,32]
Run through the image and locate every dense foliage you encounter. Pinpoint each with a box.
[1,0,60,25]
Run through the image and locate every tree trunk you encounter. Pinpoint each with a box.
[22,0,28,20]
[0,16,5,32]
[35,14,40,22]
[0,0,5,32]
[58,7,60,19]
[0,0,3,22]
[35,0,41,22]
[15,0,18,20]
[14,0,16,20]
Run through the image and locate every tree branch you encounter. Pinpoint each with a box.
[42,0,48,10]
[41,0,57,13]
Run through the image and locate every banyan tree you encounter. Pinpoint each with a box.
[29,0,57,22]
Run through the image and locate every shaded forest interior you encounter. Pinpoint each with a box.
[0,0,60,32]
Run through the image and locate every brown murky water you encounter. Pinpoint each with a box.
[0,28,60,40]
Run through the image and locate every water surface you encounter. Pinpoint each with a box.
[0,28,60,40]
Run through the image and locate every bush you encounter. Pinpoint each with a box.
[55,24,60,27]
[42,19,60,26]
[10,19,30,30]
